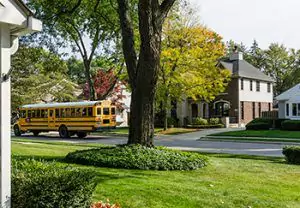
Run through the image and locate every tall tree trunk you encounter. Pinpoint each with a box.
[84,61,95,101]
[118,0,176,146]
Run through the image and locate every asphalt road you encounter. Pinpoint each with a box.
[13,128,292,157]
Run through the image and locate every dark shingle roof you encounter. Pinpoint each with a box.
[220,60,274,82]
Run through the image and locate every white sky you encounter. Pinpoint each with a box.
[189,0,300,49]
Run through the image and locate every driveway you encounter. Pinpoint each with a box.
[13,128,290,157]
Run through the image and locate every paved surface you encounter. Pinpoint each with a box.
[13,128,295,157]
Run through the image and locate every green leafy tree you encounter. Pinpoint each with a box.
[27,0,120,100]
[157,23,230,130]
[11,46,78,111]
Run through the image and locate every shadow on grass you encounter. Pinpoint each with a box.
[196,151,284,162]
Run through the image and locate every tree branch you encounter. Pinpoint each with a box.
[160,0,176,19]
[117,0,138,88]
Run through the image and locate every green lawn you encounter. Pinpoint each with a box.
[11,138,300,208]
[209,130,300,139]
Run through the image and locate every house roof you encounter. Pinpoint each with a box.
[14,0,34,16]
[276,83,300,101]
[220,59,274,82]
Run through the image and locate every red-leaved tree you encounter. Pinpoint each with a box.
[83,68,126,110]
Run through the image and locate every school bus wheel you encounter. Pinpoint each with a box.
[59,125,70,138]
[32,131,40,137]
[13,125,22,136]
[76,132,87,138]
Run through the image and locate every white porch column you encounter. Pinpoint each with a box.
[0,24,11,208]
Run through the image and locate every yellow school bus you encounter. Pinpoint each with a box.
[13,100,116,138]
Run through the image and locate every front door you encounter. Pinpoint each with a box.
[191,104,198,118]
[48,109,55,129]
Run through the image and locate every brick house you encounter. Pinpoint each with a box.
[176,51,274,127]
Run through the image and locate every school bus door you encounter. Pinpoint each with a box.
[48,109,55,129]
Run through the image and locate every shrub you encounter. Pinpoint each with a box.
[275,119,289,129]
[246,122,270,130]
[12,159,97,208]
[282,120,300,131]
[167,117,176,126]
[193,117,208,125]
[282,146,300,164]
[65,145,208,171]
[209,118,220,125]
[247,118,290,129]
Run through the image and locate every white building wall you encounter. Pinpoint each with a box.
[239,78,273,103]
[0,23,11,208]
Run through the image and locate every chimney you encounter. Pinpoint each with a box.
[230,46,243,74]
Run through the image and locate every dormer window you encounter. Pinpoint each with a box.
[256,81,260,92]
[241,79,244,90]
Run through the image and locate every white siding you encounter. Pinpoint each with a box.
[0,24,11,208]
[0,0,27,26]
[278,101,286,119]
[239,78,273,102]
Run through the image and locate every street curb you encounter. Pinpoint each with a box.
[199,137,300,145]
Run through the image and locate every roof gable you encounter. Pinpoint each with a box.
[220,59,274,82]
[276,83,300,101]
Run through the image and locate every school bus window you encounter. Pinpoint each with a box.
[61,109,65,117]
[82,108,87,116]
[76,108,81,117]
[103,108,109,115]
[65,108,71,117]
[49,110,54,117]
[36,110,41,118]
[21,110,26,118]
[44,110,48,118]
[88,107,93,116]
[111,108,116,115]
[28,110,31,118]
[55,109,60,118]
[41,110,45,118]
[97,108,101,115]
[32,110,36,118]
[71,108,76,117]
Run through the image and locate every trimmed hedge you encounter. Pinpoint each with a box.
[246,122,270,130]
[192,117,208,125]
[209,118,220,125]
[12,159,97,208]
[282,146,300,164]
[187,124,224,129]
[65,145,208,170]
[246,118,290,130]
[282,120,300,131]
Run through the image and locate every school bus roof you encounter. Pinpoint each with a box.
[20,101,111,109]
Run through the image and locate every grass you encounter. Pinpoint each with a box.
[11,139,300,208]
[209,130,300,139]
[93,127,198,136]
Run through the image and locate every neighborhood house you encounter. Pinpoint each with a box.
[276,83,300,120]
[176,51,274,127]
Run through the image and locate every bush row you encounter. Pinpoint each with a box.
[282,146,300,164]
[187,124,224,129]
[192,117,221,125]
[65,145,208,171]
[12,159,97,208]
[281,120,300,131]
[246,118,289,130]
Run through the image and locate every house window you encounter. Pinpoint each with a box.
[286,103,289,116]
[292,103,297,116]
[298,104,300,116]
[256,81,260,92]
[252,102,256,119]
[258,102,261,117]
[240,102,244,120]
[250,80,253,91]
[267,83,271,93]
[241,79,244,90]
